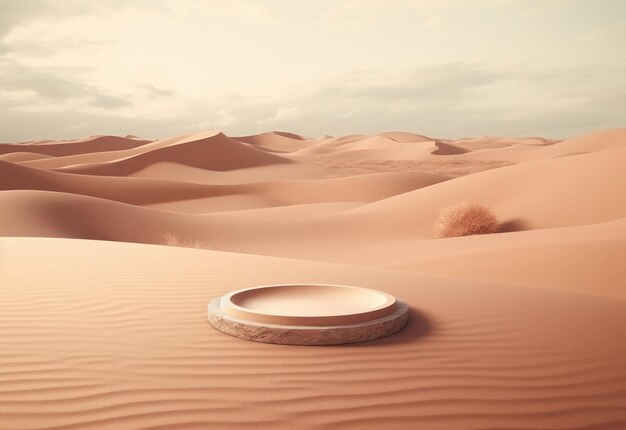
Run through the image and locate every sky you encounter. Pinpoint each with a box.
[0,0,625,141]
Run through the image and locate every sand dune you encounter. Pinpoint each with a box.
[1,129,624,270]
[431,141,470,155]
[378,131,435,142]
[0,152,54,162]
[449,135,560,151]
[0,135,151,157]
[290,132,434,159]
[234,131,313,152]
[1,127,624,429]
[0,190,176,241]
[348,145,626,236]
[57,131,293,176]
[0,161,448,212]
[1,237,625,429]
[299,133,519,176]
[295,134,438,159]
[451,129,626,165]
[540,128,626,156]
[384,218,626,297]
[17,132,206,170]
[20,130,276,171]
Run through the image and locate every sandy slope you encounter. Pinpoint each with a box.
[384,218,626,297]
[0,128,625,429]
[0,152,54,162]
[1,237,625,430]
[0,162,449,213]
[1,129,625,291]
[345,144,626,235]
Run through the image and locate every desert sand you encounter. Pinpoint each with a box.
[1,129,625,429]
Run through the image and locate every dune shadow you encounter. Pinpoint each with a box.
[348,307,433,347]
[499,217,527,233]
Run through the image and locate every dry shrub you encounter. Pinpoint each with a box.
[160,232,209,250]
[434,203,499,238]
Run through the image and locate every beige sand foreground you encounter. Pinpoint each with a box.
[1,128,625,428]
[2,237,626,429]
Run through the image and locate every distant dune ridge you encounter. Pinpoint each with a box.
[0,135,152,157]
[1,128,625,429]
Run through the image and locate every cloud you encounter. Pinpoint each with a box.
[582,23,626,41]
[3,60,624,142]
[213,61,626,139]
[0,1,624,141]
[0,59,131,111]
[164,0,282,25]
[322,63,506,102]
[258,106,302,124]
[0,0,48,36]
[194,109,238,129]
[0,0,50,53]
[0,60,89,99]
[320,0,519,31]
[0,107,178,143]
[141,84,176,98]
[90,94,132,109]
